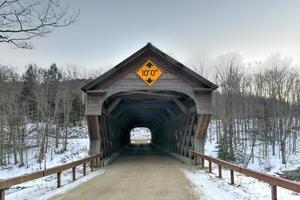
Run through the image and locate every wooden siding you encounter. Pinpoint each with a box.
[86,94,102,115]
[86,52,213,115]
[194,93,212,114]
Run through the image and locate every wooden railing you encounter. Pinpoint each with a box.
[192,151,300,200]
[0,153,102,200]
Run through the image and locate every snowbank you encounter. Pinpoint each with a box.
[185,168,299,200]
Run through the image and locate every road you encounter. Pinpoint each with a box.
[52,144,198,200]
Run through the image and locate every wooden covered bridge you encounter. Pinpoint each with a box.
[81,43,218,160]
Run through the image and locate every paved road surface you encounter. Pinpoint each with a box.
[52,144,198,200]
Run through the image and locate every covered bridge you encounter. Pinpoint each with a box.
[81,43,218,161]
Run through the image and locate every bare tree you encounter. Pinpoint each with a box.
[210,52,300,167]
[0,0,79,48]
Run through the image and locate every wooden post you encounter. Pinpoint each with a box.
[208,161,212,173]
[201,158,204,169]
[87,115,101,156]
[97,157,100,167]
[57,172,61,188]
[0,189,5,200]
[83,163,87,176]
[72,167,76,181]
[271,185,277,200]
[90,161,94,171]
[218,165,222,178]
[96,157,99,167]
[230,170,234,184]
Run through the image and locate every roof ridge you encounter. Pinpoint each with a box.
[82,43,218,91]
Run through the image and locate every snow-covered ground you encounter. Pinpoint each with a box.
[6,168,104,200]
[130,127,151,140]
[0,139,90,179]
[205,121,300,173]
[0,122,89,178]
[0,138,106,200]
[185,168,299,200]
[0,122,105,200]
[184,121,300,200]
[130,127,151,144]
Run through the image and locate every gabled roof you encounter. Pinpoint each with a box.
[82,43,218,92]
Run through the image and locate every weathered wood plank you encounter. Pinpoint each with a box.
[106,98,122,113]
[166,108,175,118]
[57,172,61,188]
[172,98,187,114]
[72,167,76,181]
[0,189,4,200]
[180,115,190,155]
[87,90,106,94]
[194,114,211,139]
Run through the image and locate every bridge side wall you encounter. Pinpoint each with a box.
[153,111,211,156]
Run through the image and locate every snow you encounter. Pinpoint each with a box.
[184,168,300,200]
[0,121,107,200]
[0,138,106,200]
[6,169,104,200]
[130,127,152,144]
[184,120,300,200]
[130,127,151,140]
[205,121,300,174]
[0,139,90,179]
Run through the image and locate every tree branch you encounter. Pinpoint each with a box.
[0,0,79,49]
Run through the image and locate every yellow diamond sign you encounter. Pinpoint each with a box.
[137,60,163,86]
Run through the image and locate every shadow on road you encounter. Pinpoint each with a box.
[120,143,167,156]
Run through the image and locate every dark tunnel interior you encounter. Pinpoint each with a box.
[100,90,196,156]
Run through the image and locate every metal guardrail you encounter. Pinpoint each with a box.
[0,153,102,200]
[192,151,300,200]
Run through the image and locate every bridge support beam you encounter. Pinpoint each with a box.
[87,115,101,167]
[0,189,4,200]
[194,138,205,155]
[194,114,211,164]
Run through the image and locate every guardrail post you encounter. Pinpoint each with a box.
[57,172,61,188]
[83,163,87,176]
[218,165,222,178]
[96,157,100,167]
[201,158,204,169]
[230,170,234,184]
[208,161,212,173]
[271,185,277,200]
[90,160,94,171]
[72,167,76,181]
[0,189,5,200]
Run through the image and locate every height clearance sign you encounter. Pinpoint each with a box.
[137,60,163,86]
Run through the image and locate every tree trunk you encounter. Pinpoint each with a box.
[38,123,48,163]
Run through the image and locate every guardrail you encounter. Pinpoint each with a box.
[192,151,300,200]
[0,153,102,200]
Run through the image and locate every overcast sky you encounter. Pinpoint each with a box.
[1,0,300,73]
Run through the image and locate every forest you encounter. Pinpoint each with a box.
[0,64,99,166]
[209,53,300,167]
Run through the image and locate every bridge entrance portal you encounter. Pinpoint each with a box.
[82,43,218,164]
